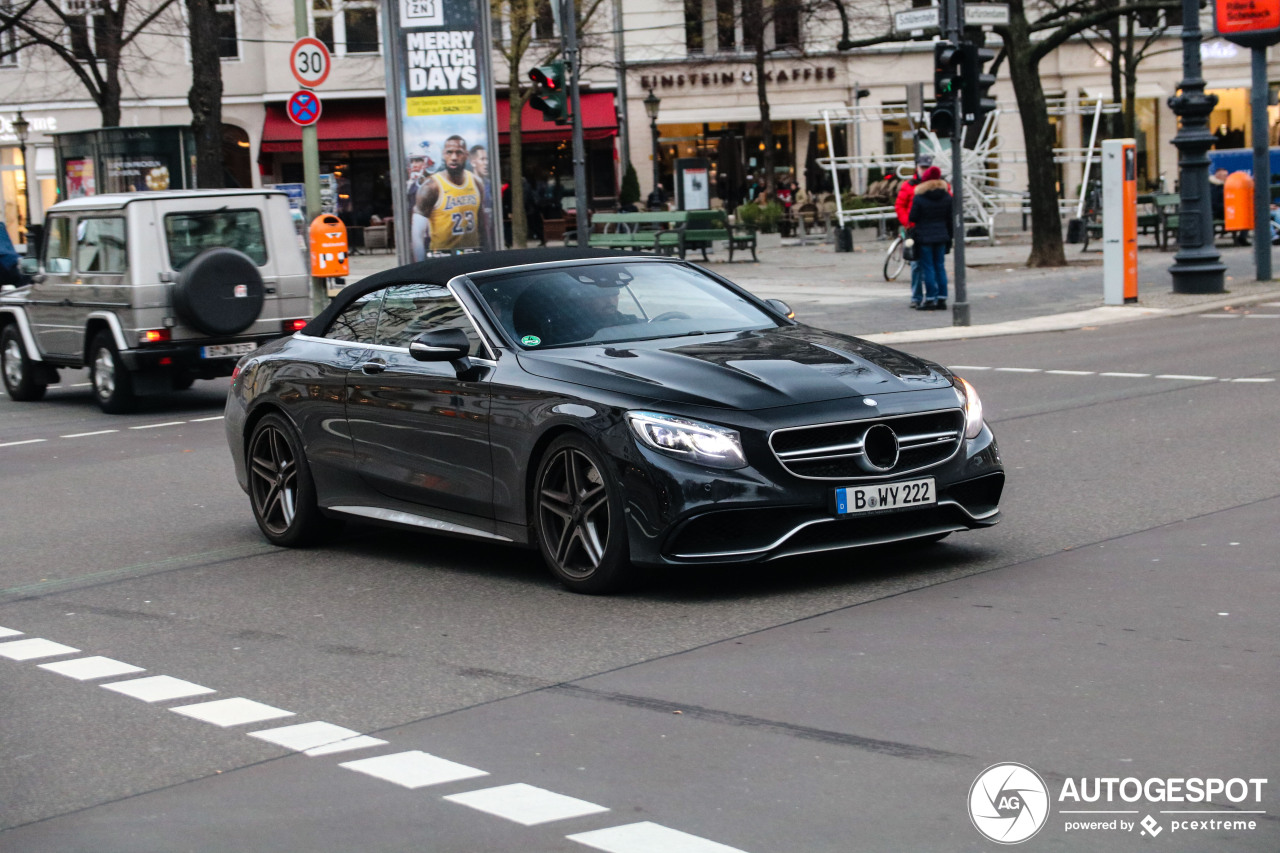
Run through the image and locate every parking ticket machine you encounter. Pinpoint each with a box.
[1102,138,1138,305]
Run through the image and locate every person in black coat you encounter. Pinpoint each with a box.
[907,165,953,310]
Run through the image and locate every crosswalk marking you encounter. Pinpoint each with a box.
[445,783,609,826]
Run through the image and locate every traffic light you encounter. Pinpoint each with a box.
[528,61,568,125]
[933,40,961,103]
[961,41,997,123]
[930,102,955,137]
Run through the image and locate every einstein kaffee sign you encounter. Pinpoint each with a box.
[384,0,502,260]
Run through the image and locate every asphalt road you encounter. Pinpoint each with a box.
[0,307,1276,852]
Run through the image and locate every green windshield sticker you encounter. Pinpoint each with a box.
[521,335,541,347]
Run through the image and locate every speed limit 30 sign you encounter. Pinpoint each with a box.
[290,37,331,88]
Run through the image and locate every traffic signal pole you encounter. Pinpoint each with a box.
[561,0,590,243]
[943,0,969,326]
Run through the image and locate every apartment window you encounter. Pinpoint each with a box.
[685,0,704,53]
[716,0,734,50]
[0,0,16,66]
[741,0,764,49]
[773,0,801,48]
[532,0,556,40]
[216,0,239,59]
[314,0,380,56]
[65,0,108,61]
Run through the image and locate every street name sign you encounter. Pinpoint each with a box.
[894,4,1009,33]
[290,37,332,89]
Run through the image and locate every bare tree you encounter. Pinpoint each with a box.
[492,0,606,247]
[833,0,1177,267]
[186,0,222,186]
[0,0,181,126]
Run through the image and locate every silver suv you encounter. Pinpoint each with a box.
[0,189,310,412]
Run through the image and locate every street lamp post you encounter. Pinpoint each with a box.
[12,110,30,242]
[644,89,662,207]
[1166,0,1226,293]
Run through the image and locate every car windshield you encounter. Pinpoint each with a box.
[473,262,778,349]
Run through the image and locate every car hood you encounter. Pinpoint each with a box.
[515,325,952,409]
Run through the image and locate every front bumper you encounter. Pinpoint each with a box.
[619,425,1004,567]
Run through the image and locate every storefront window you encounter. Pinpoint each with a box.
[1,147,26,245]
[1208,88,1248,150]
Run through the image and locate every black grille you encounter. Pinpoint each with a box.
[770,409,964,480]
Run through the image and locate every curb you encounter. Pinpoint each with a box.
[864,287,1280,345]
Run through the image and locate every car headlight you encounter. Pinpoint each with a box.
[955,376,985,439]
[626,411,747,469]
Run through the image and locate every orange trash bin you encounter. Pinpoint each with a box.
[309,214,350,277]
[1223,171,1254,232]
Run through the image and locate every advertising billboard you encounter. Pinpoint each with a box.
[384,0,503,261]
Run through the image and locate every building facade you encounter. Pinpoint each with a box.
[0,0,1275,247]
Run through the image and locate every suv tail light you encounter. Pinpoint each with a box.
[284,319,308,333]
[140,329,171,344]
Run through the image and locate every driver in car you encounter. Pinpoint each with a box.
[577,285,639,335]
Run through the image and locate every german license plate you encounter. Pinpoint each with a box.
[201,342,257,359]
[835,478,935,516]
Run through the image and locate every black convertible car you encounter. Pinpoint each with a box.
[226,249,1003,593]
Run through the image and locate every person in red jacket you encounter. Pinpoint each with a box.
[895,153,933,309]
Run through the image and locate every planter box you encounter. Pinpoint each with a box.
[755,231,783,251]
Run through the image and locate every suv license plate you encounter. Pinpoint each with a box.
[202,342,258,359]
[835,478,935,516]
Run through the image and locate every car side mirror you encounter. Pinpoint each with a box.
[765,298,795,320]
[19,257,39,276]
[408,328,471,363]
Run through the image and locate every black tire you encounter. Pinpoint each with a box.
[89,330,135,414]
[533,434,633,594]
[172,248,265,336]
[1,324,47,402]
[247,413,325,547]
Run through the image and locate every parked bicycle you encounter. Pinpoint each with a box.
[884,228,907,281]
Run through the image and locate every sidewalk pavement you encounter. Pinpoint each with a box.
[343,235,1280,345]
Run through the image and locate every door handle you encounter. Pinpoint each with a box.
[359,360,387,375]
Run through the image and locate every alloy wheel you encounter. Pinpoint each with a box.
[93,346,116,401]
[3,337,23,389]
[538,447,610,578]
[249,425,299,536]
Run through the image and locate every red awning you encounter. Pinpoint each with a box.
[260,99,388,153]
[497,92,617,144]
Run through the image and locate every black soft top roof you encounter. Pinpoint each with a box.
[302,247,648,336]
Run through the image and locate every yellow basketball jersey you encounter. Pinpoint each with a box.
[428,171,481,250]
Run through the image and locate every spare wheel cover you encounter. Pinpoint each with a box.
[172,248,265,336]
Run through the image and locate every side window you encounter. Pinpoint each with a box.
[43,216,72,274]
[376,283,481,354]
[76,217,128,273]
[325,289,383,344]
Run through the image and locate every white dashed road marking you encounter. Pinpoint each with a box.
[1231,377,1276,383]
[189,415,225,422]
[994,367,1041,373]
[340,750,489,789]
[1098,372,1151,377]
[39,656,145,680]
[568,821,750,853]
[1045,369,1095,375]
[305,735,389,756]
[0,439,47,448]
[1155,374,1215,381]
[251,720,363,751]
[128,421,186,430]
[171,697,295,727]
[445,783,610,826]
[102,675,217,702]
[7,624,753,853]
[0,638,80,660]
[61,429,119,438]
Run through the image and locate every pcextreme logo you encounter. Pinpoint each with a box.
[968,763,1269,844]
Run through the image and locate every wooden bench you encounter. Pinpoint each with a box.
[571,210,758,262]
